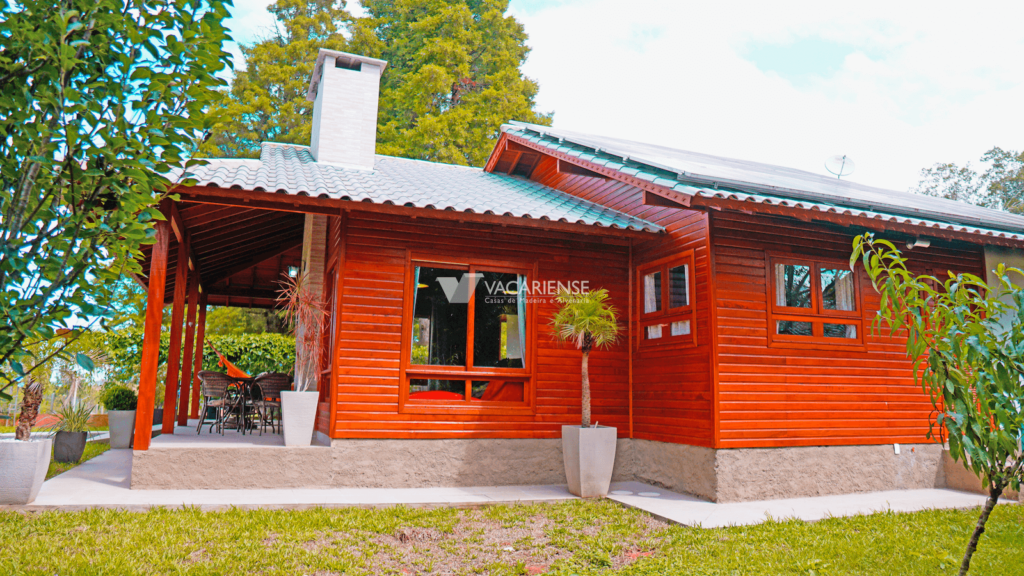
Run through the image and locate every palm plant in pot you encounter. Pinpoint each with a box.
[277,272,329,446]
[0,379,52,505]
[48,402,94,463]
[550,288,621,498]
[101,386,137,449]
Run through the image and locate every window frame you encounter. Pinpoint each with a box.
[636,251,697,348]
[765,254,866,351]
[399,251,537,415]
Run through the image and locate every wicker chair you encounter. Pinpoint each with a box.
[250,372,292,435]
[197,371,242,434]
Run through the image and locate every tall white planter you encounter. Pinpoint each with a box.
[0,438,52,505]
[562,425,617,498]
[281,391,318,446]
[107,410,136,449]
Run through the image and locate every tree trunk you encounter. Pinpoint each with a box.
[14,381,42,441]
[958,484,1004,576]
[581,348,591,427]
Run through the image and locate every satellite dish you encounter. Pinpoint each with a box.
[825,155,855,179]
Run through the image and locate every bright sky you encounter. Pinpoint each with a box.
[224,0,1024,192]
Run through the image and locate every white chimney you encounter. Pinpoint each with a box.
[306,49,387,170]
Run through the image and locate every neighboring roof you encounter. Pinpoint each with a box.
[176,143,662,233]
[503,122,1024,243]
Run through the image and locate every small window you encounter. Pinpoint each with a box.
[768,256,864,348]
[639,252,696,347]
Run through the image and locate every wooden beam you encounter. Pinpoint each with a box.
[161,233,190,433]
[133,199,172,451]
[177,273,200,426]
[173,186,659,240]
[189,292,208,419]
[202,287,282,301]
[203,238,304,287]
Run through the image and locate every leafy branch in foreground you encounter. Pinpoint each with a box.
[0,0,234,400]
[852,233,1023,575]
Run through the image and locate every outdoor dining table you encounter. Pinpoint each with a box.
[222,377,256,434]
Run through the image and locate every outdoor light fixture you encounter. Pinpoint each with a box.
[906,237,931,250]
[287,265,300,277]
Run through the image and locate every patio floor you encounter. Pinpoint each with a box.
[150,420,286,448]
[3,448,1014,527]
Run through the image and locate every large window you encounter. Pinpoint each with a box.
[404,258,532,411]
[767,255,864,348]
[638,251,696,347]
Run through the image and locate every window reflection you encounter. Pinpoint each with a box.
[411,267,468,366]
[775,264,812,308]
[821,268,856,311]
[643,271,662,313]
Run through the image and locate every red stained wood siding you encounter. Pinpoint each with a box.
[709,210,985,448]
[525,155,716,448]
[329,209,632,439]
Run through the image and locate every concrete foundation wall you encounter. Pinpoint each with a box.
[941,450,1021,502]
[135,437,990,502]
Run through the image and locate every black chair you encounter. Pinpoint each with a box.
[250,372,292,435]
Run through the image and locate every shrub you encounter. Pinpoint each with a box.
[101,386,137,411]
[48,403,94,433]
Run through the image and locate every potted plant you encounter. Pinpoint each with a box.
[0,380,52,505]
[550,288,621,498]
[48,402,94,463]
[277,272,328,446]
[101,385,137,449]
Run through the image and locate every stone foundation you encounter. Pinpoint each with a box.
[133,436,993,502]
[941,451,1021,502]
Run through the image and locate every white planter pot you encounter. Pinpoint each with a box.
[562,425,617,498]
[107,410,136,449]
[0,438,52,505]
[280,391,318,447]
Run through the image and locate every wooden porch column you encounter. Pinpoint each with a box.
[133,200,172,451]
[161,232,190,433]
[176,273,200,426]
[189,292,208,419]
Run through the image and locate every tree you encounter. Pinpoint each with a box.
[201,0,352,158]
[913,147,1024,213]
[349,0,552,166]
[550,289,620,427]
[0,0,233,403]
[852,234,1023,575]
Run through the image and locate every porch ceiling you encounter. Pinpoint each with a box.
[137,202,304,309]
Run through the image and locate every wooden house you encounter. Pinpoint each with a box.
[129,50,1024,501]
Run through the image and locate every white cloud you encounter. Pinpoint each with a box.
[509,0,1024,191]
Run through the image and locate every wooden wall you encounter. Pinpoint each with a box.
[527,155,716,448]
[327,209,633,439]
[709,210,986,448]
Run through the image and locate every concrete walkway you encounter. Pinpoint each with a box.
[2,449,1015,526]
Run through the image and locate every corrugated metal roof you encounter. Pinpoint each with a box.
[176,143,662,233]
[503,122,1024,241]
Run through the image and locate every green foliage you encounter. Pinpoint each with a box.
[1,501,1024,574]
[0,0,233,401]
[201,0,351,158]
[201,333,296,376]
[204,306,288,336]
[350,0,552,166]
[47,402,94,433]
[100,386,137,411]
[550,289,621,352]
[913,147,1024,213]
[852,233,1024,574]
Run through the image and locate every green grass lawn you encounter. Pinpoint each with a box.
[1,500,1021,575]
[45,441,110,480]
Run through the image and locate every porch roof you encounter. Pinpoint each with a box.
[175,142,662,234]
[503,122,1024,244]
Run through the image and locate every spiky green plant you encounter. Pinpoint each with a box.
[550,289,620,427]
[48,402,94,433]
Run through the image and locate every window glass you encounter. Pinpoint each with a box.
[643,271,662,313]
[777,320,812,336]
[670,319,691,336]
[824,323,857,339]
[669,265,689,308]
[411,267,468,366]
[472,380,525,402]
[473,271,524,368]
[821,268,856,311]
[775,264,812,308]
[645,324,663,340]
[409,379,465,398]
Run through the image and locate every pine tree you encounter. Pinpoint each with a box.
[202,0,352,158]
